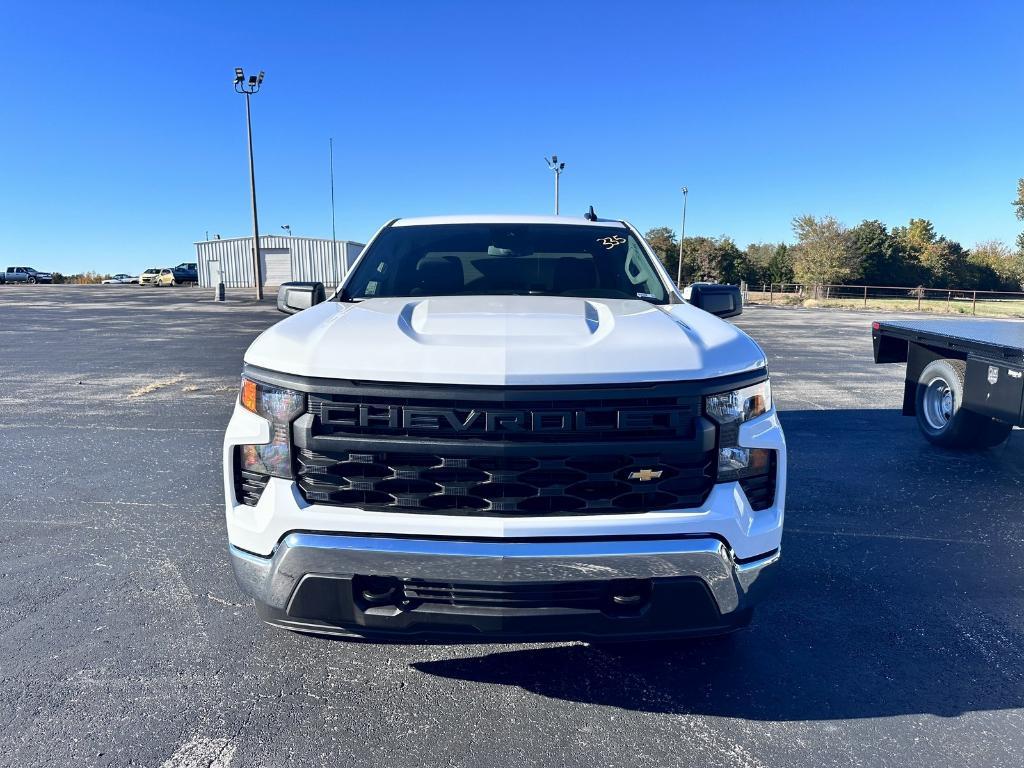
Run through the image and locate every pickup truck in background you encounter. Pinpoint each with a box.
[223,214,786,643]
[172,262,199,285]
[873,318,1024,448]
[1,266,53,284]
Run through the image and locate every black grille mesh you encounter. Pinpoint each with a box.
[297,448,715,515]
[399,580,609,609]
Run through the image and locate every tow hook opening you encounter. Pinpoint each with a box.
[354,576,401,607]
[606,579,653,615]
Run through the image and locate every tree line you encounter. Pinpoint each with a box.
[644,179,1024,291]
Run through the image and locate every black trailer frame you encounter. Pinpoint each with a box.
[872,318,1024,428]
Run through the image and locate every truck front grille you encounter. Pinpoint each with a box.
[291,380,721,516]
[297,448,714,515]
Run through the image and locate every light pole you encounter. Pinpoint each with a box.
[545,155,565,214]
[329,137,339,275]
[676,186,689,288]
[281,225,292,237]
[234,67,265,300]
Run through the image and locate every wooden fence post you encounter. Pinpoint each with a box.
[917,291,922,312]
[972,291,977,315]
[863,285,868,308]
[769,284,774,304]
[946,291,951,312]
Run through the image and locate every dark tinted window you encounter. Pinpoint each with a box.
[343,223,668,303]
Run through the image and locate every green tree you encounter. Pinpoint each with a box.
[791,214,859,291]
[967,240,1018,290]
[918,239,967,288]
[686,236,746,284]
[892,218,937,257]
[745,243,777,286]
[1013,178,1024,254]
[847,220,911,286]
[678,236,714,285]
[766,244,794,284]
[1013,178,1024,221]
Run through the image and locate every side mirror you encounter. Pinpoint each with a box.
[277,281,326,314]
[683,283,742,318]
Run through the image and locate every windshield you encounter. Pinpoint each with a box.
[342,223,669,303]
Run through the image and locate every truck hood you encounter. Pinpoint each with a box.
[244,296,767,386]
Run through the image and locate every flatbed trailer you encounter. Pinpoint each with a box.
[873,317,1024,448]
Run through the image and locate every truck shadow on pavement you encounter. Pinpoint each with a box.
[413,409,1024,720]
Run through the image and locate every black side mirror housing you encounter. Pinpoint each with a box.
[277,281,326,314]
[683,283,742,318]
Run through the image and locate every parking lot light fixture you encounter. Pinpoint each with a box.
[234,66,265,300]
[544,155,566,215]
[281,225,292,237]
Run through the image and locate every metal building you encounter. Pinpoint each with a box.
[194,235,365,289]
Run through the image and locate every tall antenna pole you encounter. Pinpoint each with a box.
[329,137,339,276]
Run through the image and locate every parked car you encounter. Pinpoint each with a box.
[101,273,137,284]
[171,262,198,286]
[0,266,53,284]
[224,214,785,644]
[154,268,176,287]
[138,268,162,286]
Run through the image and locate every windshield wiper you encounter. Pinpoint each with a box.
[635,294,667,306]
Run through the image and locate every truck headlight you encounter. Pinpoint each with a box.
[238,377,305,479]
[705,380,773,480]
[705,380,771,425]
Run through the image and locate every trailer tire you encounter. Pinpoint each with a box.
[916,359,998,449]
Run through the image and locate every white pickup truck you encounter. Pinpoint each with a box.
[223,214,786,643]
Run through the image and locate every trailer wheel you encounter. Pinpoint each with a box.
[916,359,1001,448]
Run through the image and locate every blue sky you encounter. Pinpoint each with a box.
[2,1,1022,274]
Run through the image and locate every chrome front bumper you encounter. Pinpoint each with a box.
[230,533,780,641]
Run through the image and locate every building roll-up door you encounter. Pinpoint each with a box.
[260,249,291,287]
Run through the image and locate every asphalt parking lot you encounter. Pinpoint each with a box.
[2,285,1022,768]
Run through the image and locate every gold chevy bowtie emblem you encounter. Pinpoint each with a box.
[628,469,663,482]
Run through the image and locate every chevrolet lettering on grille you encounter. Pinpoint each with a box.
[320,404,686,434]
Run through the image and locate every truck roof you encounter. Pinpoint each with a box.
[391,214,626,228]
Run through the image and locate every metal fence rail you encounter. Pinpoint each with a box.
[744,283,1024,318]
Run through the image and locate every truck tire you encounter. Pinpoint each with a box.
[916,359,1003,449]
